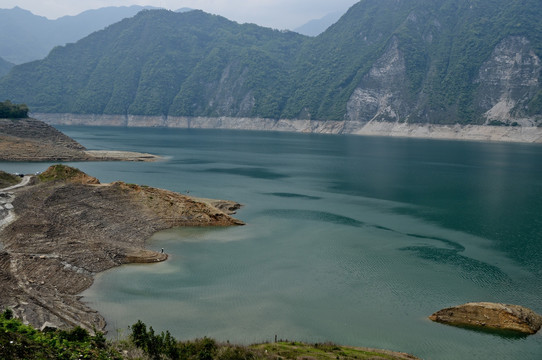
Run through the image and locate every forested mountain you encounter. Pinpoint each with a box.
[0,10,305,118]
[0,0,540,126]
[0,57,14,77]
[0,6,158,64]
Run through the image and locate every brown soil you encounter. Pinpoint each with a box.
[0,166,243,332]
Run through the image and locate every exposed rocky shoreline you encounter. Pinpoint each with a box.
[0,165,243,332]
[34,113,542,143]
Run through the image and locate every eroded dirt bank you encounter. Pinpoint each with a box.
[0,165,243,332]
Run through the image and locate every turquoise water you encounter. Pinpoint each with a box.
[2,127,541,359]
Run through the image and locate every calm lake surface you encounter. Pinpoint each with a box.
[2,127,542,359]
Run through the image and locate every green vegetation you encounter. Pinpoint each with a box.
[0,308,120,359]
[0,170,21,188]
[0,0,540,123]
[37,164,87,182]
[0,311,417,360]
[0,100,28,119]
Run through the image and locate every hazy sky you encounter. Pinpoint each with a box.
[1,0,360,29]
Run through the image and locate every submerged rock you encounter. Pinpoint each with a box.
[429,302,542,334]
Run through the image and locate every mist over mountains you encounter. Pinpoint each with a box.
[0,0,540,126]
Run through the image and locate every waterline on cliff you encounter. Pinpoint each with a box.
[33,113,542,143]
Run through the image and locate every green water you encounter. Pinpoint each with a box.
[2,127,541,359]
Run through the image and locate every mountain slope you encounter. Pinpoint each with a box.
[0,0,540,126]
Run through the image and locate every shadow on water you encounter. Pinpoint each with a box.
[437,322,531,340]
[174,159,215,165]
[266,208,512,286]
[200,167,288,180]
[400,245,511,284]
[264,209,365,227]
[406,233,465,251]
[264,192,322,200]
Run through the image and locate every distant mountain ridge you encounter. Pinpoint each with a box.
[0,57,14,77]
[0,6,159,63]
[294,11,343,36]
[0,0,540,127]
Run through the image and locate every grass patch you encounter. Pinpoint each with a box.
[38,164,85,182]
[252,342,410,360]
[0,170,21,188]
[0,312,418,360]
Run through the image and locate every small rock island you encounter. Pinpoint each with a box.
[0,165,243,332]
[429,302,542,335]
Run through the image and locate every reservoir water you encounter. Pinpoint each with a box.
[2,127,541,359]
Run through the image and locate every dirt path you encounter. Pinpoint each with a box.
[0,176,32,232]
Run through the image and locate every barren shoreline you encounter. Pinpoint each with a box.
[35,113,542,144]
[84,150,161,162]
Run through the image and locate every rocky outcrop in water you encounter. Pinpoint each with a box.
[0,165,243,332]
[429,302,542,334]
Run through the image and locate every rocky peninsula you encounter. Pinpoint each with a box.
[0,165,243,332]
[0,117,159,162]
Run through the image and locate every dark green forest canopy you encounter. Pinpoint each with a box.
[0,100,29,118]
[0,0,540,124]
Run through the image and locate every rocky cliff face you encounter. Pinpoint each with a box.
[202,62,255,117]
[475,36,542,126]
[346,37,412,124]
[344,34,542,127]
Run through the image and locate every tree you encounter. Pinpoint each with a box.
[0,100,29,118]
